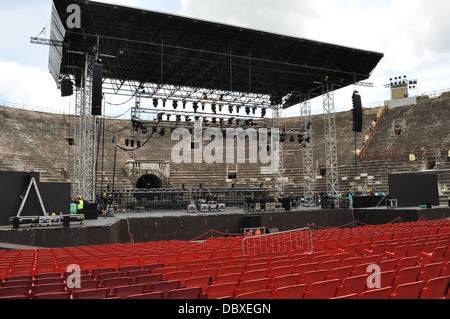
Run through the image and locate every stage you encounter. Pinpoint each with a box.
[0,206,449,250]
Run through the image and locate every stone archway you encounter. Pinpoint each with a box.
[136,174,163,189]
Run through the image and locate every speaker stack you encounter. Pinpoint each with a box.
[60,78,73,97]
[352,91,363,133]
[92,63,103,116]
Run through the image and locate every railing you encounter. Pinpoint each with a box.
[359,104,389,160]
[242,227,313,257]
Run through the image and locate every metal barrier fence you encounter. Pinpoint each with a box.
[242,227,313,256]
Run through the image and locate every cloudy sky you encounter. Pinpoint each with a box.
[1,0,449,116]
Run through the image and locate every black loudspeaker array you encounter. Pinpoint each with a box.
[60,78,73,97]
[92,63,103,116]
[352,91,363,133]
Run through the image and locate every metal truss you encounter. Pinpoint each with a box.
[322,82,340,196]
[272,102,284,201]
[72,54,97,202]
[300,96,315,206]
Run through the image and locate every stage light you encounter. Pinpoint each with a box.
[125,139,130,147]
[176,115,181,125]
[290,136,295,142]
[166,114,171,121]
[183,101,187,109]
[280,133,286,143]
[229,105,234,114]
[157,113,164,121]
[162,99,167,108]
[236,106,241,114]
[160,128,166,136]
[173,101,178,109]
[228,118,234,125]
[212,117,217,124]
[130,140,135,148]
[153,98,159,107]
[202,103,206,111]
[298,135,304,144]
[142,126,148,135]
[246,107,251,115]
[137,141,141,148]
[219,105,223,112]
[252,107,257,115]
[211,104,217,114]
[186,116,191,123]
[236,119,240,126]
[153,127,158,134]
[193,102,199,113]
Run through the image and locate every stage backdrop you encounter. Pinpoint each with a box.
[0,172,71,226]
[388,173,440,208]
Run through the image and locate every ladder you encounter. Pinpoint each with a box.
[16,177,47,217]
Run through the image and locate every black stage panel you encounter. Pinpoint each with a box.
[389,173,440,208]
[0,172,70,226]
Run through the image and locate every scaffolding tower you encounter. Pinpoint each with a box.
[72,54,97,202]
[301,96,315,206]
[323,81,340,196]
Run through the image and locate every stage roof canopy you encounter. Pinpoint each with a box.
[50,0,384,105]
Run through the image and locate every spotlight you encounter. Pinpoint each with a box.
[162,99,167,108]
[183,101,187,109]
[166,114,171,121]
[160,128,166,136]
[298,135,304,144]
[137,141,141,148]
[212,117,217,124]
[202,103,206,111]
[252,107,257,115]
[228,118,234,125]
[157,113,164,121]
[246,107,251,115]
[236,106,241,114]
[229,105,234,114]
[142,126,148,135]
[280,133,286,143]
[193,102,199,113]
[211,104,217,114]
[125,139,130,147]
[173,100,178,109]
[153,98,158,107]
[130,140,135,148]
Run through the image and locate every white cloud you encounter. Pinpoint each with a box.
[0,60,68,113]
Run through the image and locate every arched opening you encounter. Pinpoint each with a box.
[136,174,163,189]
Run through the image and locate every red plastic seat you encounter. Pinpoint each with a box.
[32,283,66,295]
[270,274,300,292]
[235,278,270,297]
[336,274,369,297]
[393,266,421,287]
[385,245,409,260]
[273,284,308,300]
[421,246,447,264]
[326,266,353,284]
[168,287,202,300]
[127,292,164,299]
[0,286,29,298]
[420,276,450,299]
[305,279,340,299]
[112,284,146,299]
[214,273,242,285]
[149,280,181,298]
[184,276,212,294]
[300,270,328,288]
[73,288,110,299]
[390,281,424,299]
[165,271,191,286]
[417,262,444,282]
[360,287,392,299]
[33,292,71,300]
[206,283,238,299]
[235,290,271,300]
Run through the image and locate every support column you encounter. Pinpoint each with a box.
[72,54,97,202]
[323,81,340,196]
[301,96,315,206]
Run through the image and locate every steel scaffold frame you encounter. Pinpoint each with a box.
[323,82,340,196]
[72,54,97,202]
[301,96,315,206]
